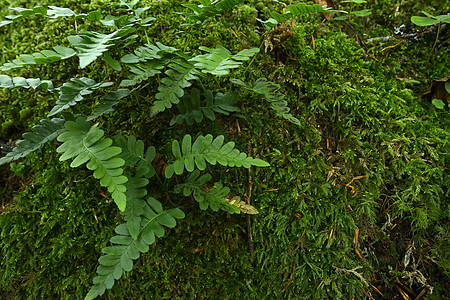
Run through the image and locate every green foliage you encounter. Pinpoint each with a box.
[231,78,301,125]
[88,89,131,121]
[191,45,259,76]
[0,74,54,90]
[0,118,65,165]
[170,88,240,125]
[164,134,270,178]
[56,117,128,211]
[179,0,244,26]
[49,78,113,117]
[174,170,240,213]
[152,58,199,115]
[0,6,103,27]
[85,198,185,299]
[1,0,449,299]
[411,11,450,26]
[0,46,76,71]
[68,27,135,69]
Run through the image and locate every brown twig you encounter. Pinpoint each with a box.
[246,140,254,257]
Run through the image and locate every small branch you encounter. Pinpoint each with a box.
[246,140,255,258]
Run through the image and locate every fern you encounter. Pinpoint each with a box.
[120,62,165,87]
[179,0,244,26]
[68,28,131,69]
[231,78,301,125]
[119,43,182,87]
[113,135,156,239]
[0,46,76,71]
[0,6,104,27]
[174,170,240,213]
[113,135,156,178]
[88,89,131,121]
[164,134,269,178]
[85,197,184,300]
[56,117,128,211]
[170,88,240,125]
[0,75,54,90]
[190,45,259,76]
[151,59,199,116]
[0,118,66,166]
[174,170,258,214]
[48,78,114,117]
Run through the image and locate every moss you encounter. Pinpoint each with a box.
[0,0,449,299]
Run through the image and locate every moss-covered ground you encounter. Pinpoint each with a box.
[1,0,449,299]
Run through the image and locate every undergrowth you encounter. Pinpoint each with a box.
[1,0,449,299]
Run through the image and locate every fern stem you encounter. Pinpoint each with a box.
[243,38,265,75]
[426,21,441,65]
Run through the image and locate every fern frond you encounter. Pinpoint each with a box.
[151,59,199,116]
[164,134,269,178]
[123,175,148,240]
[0,75,54,90]
[0,46,76,71]
[231,78,301,125]
[113,135,156,178]
[68,31,120,69]
[0,118,66,166]
[114,135,157,239]
[0,6,103,27]
[119,43,182,87]
[174,171,257,214]
[190,45,259,76]
[174,169,212,196]
[88,89,131,121]
[85,198,184,300]
[48,78,113,117]
[170,89,240,125]
[56,117,128,211]
[179,0,244,26]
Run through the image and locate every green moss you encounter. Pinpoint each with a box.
[0,0,449,299]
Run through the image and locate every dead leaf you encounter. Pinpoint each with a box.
[423,75,450,104]
[313,0,335,20]
[226,196,259,214]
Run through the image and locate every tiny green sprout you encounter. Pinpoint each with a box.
[432,99,446,110]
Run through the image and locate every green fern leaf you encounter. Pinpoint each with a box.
[175,173,239,213]
[85,198,184,300]
[56,117,128,211]
[119,43,182,87]
[48,78,113,117]
[174,170,212,196]
[0,75,54,90]
[123,175,148,240]
[151,59,199,116]
[179,0,243,26]
[114,135,157,239]
[190,45,259,76]
[0,6,104,27]
[88,89,131,121]
[0,118,66,166]
[0,46,76,71]
[164,134,269,178]
[68,24,136,69]
[231,78,301,125]
[113,135,156,178]
[170,88,240,125]
[120,61,165,87]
